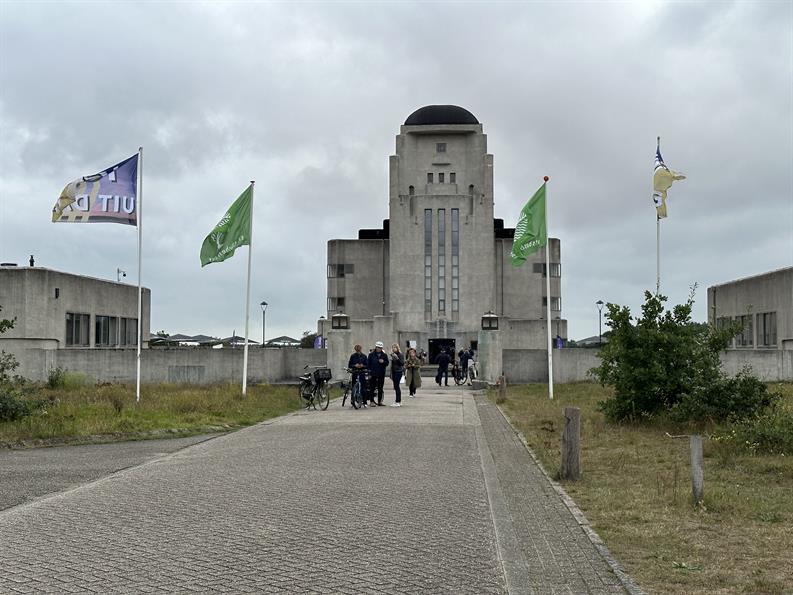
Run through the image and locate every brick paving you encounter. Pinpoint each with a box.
[0,385,633,593]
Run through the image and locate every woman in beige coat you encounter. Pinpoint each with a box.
[405,347,422,398]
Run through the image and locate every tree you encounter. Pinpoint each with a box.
[591,290,775,423]
[300,330,318,349]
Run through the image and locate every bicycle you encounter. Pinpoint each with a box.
[298,365,331,410]
[341,367,367,409]
[467,360,479,385]
[451,362,465,386]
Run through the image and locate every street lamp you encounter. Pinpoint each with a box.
[260,301,268,347]
[596,300,604,345]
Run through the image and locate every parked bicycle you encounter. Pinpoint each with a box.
[341,367,367,409]
[298,365,331,410]
[452,361,465,386]
[467,360,479,385]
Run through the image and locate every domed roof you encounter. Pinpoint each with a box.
[404,105,479,126]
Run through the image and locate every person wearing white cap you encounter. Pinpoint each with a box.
[367,341,388,406]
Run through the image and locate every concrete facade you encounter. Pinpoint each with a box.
[321,106,566,374]
[707,267,793,350]
[0,266,150,350]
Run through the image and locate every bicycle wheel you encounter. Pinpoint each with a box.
[341,384,349,407]
[351,381,362,409]
[299,382,313,407]
[316,383,330,410]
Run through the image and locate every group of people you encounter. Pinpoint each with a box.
[348,342,423,408]
[434,347,475,386]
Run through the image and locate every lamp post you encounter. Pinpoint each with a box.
[596,300,604,345]
[260,301,268,347]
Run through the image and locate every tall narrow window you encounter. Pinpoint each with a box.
[427,173,433,184]
[436,143,446,153]
[450,172,456,184]
[424,209,432,316]
[438,209,446,314]
[120,318,138,346]
[408,185,414,196]
[438,172,445,183]
[65,312,90,346]
[451,209,459,312]
[758,312,777,347]
[95,315,118,347]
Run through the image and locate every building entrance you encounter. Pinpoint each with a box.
[428,338,456,365]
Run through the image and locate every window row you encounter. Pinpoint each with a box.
[65,312,137,347]
[327,264,354,278]
[328,297,345,312]
[427,172,456,184]
[542,297,562,312]
[533,262,561,277]
[716,312,777,348]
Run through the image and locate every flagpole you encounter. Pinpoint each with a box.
[543,176,554,400]
[656,214,661,296]
[135,146,143,403]
[655,136,661,296]
[241,181,254,396]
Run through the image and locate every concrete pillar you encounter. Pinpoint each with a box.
[477,329,502,384]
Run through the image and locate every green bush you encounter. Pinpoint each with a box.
[0,388,36,422]
[672,367,779,423]
[47,366,67,389]
[724,406,793,455]
[592,290,771,423]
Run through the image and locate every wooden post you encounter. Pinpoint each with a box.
[561,407,581,480]
[498,375,507,400]
[690,434,704,503]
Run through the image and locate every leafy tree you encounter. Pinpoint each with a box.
[300,330,318,349]
[592,289,776,423]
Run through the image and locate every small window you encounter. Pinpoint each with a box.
[409,185,414,196]
[95,315,118,347]
[450,173,456,183]
[427,172,433,184]
[542,297,562,311]
[438,173,445,183]
[120,318,138,346]
[436,143,446,153]
[468,184,474,195]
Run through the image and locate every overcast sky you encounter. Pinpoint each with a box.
[1,1,791,343]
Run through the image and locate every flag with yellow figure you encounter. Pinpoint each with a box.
[652,139,686,219]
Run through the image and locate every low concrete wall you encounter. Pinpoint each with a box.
[503,349,600,384]
[7,346,328,385]
[502,348,793,384]
[720,349,793,382]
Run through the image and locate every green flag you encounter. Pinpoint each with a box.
[200,185,252,267]
[510,183,547,267]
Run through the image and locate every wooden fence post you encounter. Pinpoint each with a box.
[498,375,507,399]
[690,434,704,503]
[561,407,581,480]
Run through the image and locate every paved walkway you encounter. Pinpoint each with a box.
[0,385,632,594]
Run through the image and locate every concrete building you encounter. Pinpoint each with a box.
[0,265,150,350]
[320,105,567,377]
[707,266,793,350]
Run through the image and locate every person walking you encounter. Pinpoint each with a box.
[435,349,451,386]
[367,341,388,406]
[347,344,369,408]
[389,343,405,407]
[405,347,422,398]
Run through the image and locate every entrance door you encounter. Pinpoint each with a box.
[428,338,456,365]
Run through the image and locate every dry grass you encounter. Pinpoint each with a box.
[1,383,314,445]
[491,382,793,595]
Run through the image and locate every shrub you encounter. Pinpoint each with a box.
[672,367,779,423]
[47,366,67,389]
[0,387,36,422]
[592,289,770,423]
[720,406,793,455]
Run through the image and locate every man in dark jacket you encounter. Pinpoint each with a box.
[367,341,388,406]
[435,349,451,386]
[347,344,369,407]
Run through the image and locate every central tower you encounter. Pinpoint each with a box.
[388,105,496,332]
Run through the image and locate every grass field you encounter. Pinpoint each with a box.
[0,382,319,446]
[491,382,793,595]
